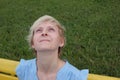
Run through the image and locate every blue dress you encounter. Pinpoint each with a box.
[16,58,89,80]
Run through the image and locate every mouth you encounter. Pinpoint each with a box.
[40,39,50,42]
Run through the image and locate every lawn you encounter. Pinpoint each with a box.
[0,0,120,77]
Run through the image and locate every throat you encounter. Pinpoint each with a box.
[36,58,60,74]
[36,51,65,80]
[36,59,61,80]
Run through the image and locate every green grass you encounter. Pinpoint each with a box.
[0,0,120,77]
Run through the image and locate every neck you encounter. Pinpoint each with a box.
[36,50,60,74]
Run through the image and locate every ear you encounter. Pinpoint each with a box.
[32,44,35,48]
[59,37,65,47]
[31,40,35,48]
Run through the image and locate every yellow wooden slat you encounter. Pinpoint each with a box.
[0,58,19,76]
[0,58,120,80]
[88,74,120,80]
[0,73,18,80]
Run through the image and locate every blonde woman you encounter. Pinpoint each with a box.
[16,15,88,80]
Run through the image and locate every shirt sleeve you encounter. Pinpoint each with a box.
[16,59,26,80]
[57,61,89,80]
[79,69,89,80]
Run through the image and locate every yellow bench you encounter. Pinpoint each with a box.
[0,58,120,80]
[0,58,19,80]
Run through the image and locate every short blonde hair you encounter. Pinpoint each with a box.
[27,15,66,55]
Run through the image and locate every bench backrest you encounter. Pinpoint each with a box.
[88,74,120,80]
[0,58,120,80]
[0,58,19,80]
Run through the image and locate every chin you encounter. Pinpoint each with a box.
[38,47,53,51]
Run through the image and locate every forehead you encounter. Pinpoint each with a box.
[35,21,59,29]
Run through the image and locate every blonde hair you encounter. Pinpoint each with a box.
[27,15,66,55]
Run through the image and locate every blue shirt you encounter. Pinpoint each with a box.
[16,58,89,80]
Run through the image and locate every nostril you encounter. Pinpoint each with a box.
[41,33,44,36]
[45,33,47,36]
[41,33,48,36]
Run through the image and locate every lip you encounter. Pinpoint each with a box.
[40,39,50,42]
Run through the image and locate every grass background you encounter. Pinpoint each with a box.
[0,0,120,77]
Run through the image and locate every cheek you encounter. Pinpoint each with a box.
[33,34,39,41]
[55,34,61,41]
[56,36,64,46]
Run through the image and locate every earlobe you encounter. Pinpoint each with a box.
[60,43,64,47]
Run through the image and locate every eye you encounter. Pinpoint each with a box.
[48,27,55,32]
[35,28,42,33]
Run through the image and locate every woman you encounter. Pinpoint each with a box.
[16,15,88,80]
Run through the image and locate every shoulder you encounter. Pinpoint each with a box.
[19,58,36,66]
[57,61,89,80]
[16,58,36,80]
[16,58,36,71]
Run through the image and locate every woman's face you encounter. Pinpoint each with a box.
[32,21,64,53]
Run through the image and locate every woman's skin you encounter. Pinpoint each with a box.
[32,21,65,80]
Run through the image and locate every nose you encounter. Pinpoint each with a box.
[41,30,48,36]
